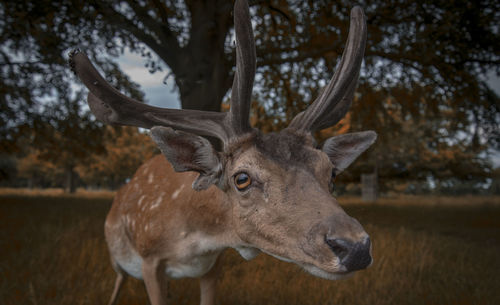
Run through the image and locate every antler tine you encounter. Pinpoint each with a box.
[287,6,367,132]
[229,0,256,136]
[69,50,229,142]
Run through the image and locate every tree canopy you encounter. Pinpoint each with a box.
[1,0,499,191]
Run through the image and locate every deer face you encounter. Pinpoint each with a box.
[149,126,375,278]
[149,127,375,278]
[225,130,375,279]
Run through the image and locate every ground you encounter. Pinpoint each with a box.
[0,189,499,305]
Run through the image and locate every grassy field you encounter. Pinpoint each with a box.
[1,190,499,305]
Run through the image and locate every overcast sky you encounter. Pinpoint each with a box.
[118,51,180,109]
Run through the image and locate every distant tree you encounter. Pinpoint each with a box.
[1,0,498,186]
[0,154,16,184]
[12,92,107,192]
[76,126,157,189]
[16,150,61,188]
[491,168,500,194]
[11,123,156,191]
[345,85,493,189]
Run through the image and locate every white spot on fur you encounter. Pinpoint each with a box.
[148,173,154,184]
[144,224,149,232]
[171,184,185,200]
[138,195,146,206]
[150,192,165,210]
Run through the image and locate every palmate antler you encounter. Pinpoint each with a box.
[69,0,366,146]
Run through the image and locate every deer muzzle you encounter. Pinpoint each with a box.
[303,212,372,274]
[325,236,371,271]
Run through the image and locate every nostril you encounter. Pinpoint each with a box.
[325,236,372,272]
[325,237,351,261]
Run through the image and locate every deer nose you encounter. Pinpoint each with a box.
[325,237,372,271]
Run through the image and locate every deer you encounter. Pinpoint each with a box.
[69,1,376,304]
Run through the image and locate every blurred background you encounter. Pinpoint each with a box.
[0,0,499,304]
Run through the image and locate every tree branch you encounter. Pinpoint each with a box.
[127,0,181,55]
[257,45,338,67]
[92,0,181,72]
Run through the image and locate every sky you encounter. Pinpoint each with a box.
[118,51,181,109]
[486,70,500,96]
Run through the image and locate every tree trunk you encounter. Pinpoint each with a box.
[170,0,233,112]
[175,42,232,112]
[65,167,77,193]
[178,68,231,112]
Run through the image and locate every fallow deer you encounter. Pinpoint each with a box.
[69,1,376,304]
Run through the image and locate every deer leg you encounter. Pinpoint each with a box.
[142,259,168,305]
[107,272,127,305]
[199,255,223,305]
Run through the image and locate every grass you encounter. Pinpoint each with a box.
[1,190,499,305]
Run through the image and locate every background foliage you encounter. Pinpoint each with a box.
[0,0,499,193]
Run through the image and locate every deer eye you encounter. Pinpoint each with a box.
[234,172,251,191]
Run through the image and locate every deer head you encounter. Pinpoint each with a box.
[69,0,376,279]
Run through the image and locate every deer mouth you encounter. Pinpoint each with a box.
[300,263,354,280]
[261,246,355,280]
[297,233,372,279]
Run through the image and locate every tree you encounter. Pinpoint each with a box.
[16,150,61,188]
[345,84,493,191]
[1,0,499,188]
[76,126,157,189]
[17,92,107,192]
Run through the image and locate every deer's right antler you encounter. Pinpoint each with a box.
[70,50,230,141]
[69,0,257,146]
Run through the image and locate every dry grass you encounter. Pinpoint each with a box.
[1,192,499,305]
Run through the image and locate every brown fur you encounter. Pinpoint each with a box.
[106,155,233,259]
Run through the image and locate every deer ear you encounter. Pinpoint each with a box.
[322,131,377,174]
[150,126,222,191]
